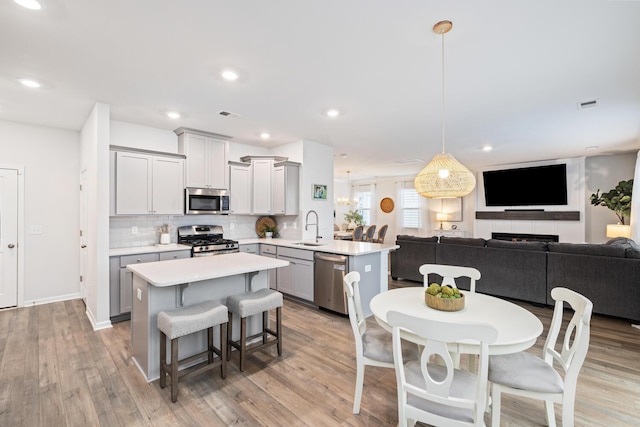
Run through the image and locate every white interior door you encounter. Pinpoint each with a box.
[0,168,18,308]
[80,170,88,305]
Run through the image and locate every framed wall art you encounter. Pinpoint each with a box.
[313,184,327,200]
[441,198,462,221]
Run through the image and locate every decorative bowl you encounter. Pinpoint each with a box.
[425,292,465,311]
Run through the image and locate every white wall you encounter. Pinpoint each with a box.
[585,153,636,243]
[0,119,80,304]
[110,121,178,153]
[82,103,111,330]
[229,141,270,161]
[300,140,334,241]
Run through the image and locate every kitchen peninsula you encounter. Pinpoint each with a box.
[239,238,399,316]
[127,252,288,381]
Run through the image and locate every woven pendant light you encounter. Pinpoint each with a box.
[414,20,476,199]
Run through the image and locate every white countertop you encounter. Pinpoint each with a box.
[126,252,289,287]
[238,238,398,256]
[109,244,192,257]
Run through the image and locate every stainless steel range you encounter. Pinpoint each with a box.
[177,225,239,256]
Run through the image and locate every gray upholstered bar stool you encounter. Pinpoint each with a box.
[157,300,228,403]
[226,288,283,372]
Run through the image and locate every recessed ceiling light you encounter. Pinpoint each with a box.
[221,70,239,81]
[585,145,599,151]
[482,145,492,152]
[14,0,42,10]
[167,111,180,119]
[326,109,340,118]
[260,132,271,139]
[18,78,41,88]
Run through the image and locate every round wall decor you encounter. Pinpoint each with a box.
[255,216,277,238]
[380,197,395,213]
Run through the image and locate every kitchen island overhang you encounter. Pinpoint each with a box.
[127,252,289,382]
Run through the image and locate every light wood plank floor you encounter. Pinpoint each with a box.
[1,281,639,426]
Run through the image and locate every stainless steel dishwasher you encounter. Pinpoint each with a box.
[314,252,349,314]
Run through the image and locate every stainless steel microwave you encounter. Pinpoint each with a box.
[185,188,230,214]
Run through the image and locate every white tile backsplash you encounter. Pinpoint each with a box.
[109,214,304,248]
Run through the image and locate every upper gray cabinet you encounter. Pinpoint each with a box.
[110,146,185,215]
[175,127,229,190]
[273,161,300,215]
[239,156,300,216]
[229,161,252,215]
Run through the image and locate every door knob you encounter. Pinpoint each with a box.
[81,244,87,248]
[8,243,15,248]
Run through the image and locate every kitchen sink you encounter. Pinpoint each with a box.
[292,242,325,247]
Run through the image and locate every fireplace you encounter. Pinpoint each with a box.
[492,232,559,243]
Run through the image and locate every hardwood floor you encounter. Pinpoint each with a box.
[1,281,639,426]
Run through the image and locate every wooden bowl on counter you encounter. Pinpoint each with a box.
[425,292,465,311]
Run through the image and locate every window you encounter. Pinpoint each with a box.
[401,184,421,229]
[355,184,373,225]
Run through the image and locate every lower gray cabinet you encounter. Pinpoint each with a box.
[276,247,314,301]
[109,250,190,322]
[260,244,278,290]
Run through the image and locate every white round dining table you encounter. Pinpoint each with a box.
[370,287,543,356]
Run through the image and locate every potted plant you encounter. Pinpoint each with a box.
[589,178,633,224]
[263,225,278,238]
[344,210,364,229]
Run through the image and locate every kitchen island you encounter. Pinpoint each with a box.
[127,252,288,382]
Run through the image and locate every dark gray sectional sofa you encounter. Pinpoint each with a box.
[390,235,640,322]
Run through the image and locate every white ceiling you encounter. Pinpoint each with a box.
[2,0,639,180]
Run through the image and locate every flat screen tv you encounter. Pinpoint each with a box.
[482,164,568,207]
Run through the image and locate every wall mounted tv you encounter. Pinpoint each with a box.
[482,164,568,207]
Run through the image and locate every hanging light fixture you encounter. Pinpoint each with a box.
[414,20,476,199]
[336,171,357,206]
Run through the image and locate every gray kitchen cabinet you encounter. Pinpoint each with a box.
[176,128,229,190]
[112,147,185,215]
[110,250,190,322]
[276,247,314,301]
[158,250,191,261]
[229,161,252,214]
[237,156,300,216]
[260,244,278,290]
[239,243,259,254]
[251,158,274,214]
[272,161,300,215]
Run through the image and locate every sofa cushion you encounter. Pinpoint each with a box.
[396,235,439,243]
[605,237,640,259]
[439,237,486,247]
[547,242,625,258]
[486,239,548,252]
[626,248,640,259]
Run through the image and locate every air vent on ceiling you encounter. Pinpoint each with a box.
[577,99,598,110]
[218,110,241,118]
[396,158,424,164]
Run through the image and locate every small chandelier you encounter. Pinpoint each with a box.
[336,171,358,206]
[414,20,476,199]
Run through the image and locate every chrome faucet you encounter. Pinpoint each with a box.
[305,210,321,242]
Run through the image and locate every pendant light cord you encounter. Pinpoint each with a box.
[441,31,446,154]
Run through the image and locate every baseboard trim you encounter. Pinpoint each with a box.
[23,292,82,307]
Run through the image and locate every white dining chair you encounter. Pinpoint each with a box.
[388,310,498,427]
[343,271,418,414]
[489,287,593,427]
[419,264,481,293]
